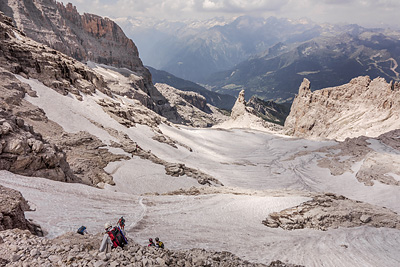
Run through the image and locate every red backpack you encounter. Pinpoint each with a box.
[107,227,126,248]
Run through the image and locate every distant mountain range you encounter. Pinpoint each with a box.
[119,16,400,103]
[206,25,400,102]
[118,15,319,82]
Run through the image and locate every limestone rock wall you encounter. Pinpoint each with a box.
[0,1,177,120]
[284,77,400,140]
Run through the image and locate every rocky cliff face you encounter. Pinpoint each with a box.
[0,0,177,119]
[0,185,42,236]
[0,0,141,72]
[284,77,400,140]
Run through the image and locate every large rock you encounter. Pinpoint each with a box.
[284,77,400,140]
[0,185,42,235]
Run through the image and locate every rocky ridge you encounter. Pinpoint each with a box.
[284,77,400,140]
[0,69,78,182]
[214,90,283,132]
[0,0,144,77]
[263,193,400,231]
[0,64,129,186]
[0,10,106,99]
[0,185,42,236]
[317,129,400,187]
[246,96,290,126]
[0,229,303,267]
[155,83,227,127]
[0,2,178,120]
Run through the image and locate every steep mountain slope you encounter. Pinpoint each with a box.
[207,26,400,102]
[246,96,290,125]
[147,66,236,109]
[284,77,400,140]
[120,16,319,82]
[0,0,177,119]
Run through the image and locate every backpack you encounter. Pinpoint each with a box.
[77,226,86,235]
[107,227,127,248]
[157,241,164,249]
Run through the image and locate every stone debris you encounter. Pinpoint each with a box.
[0,229,303,267]
[263,193,400,231]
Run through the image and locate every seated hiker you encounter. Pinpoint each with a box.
[155,237,164,249]
[100,221,128,252]
[148,238,155,247]
[77,225,88,235]
[99,222,113,253]
[117,216,128,244]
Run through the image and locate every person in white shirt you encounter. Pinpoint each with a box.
[99,222,113,253]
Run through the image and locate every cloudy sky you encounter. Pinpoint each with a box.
[61,0,399,28]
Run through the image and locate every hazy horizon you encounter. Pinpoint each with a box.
[62,0,400,29]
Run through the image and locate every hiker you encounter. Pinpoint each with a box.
[77,225,88,235]
[117,216,128,244]
[155,237,164,249]
[148,238,156,247]
[100,221,128,252]
[99,222,113,252]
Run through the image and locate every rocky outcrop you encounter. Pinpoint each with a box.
[0,101,77,182]
[0,185,42,236]
[263,193,400,231]
[247,96,290,126]
[0,229,303,266]
[155,83,227,127]
[284,77,400,140]
[316,129,400,186]
[0,65,129,186]
[215,90,283,132]
[0,1,178,120]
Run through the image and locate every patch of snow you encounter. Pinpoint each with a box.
[12,30,23,40]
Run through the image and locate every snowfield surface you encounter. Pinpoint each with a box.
[1,76,399,266]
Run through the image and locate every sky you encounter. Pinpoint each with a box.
[61,0,400,28]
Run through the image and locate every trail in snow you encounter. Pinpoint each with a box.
[127,197,147,232]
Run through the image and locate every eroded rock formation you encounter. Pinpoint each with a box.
[263,193,400,231]
[284,77,400,140]
[0,185,42,236]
